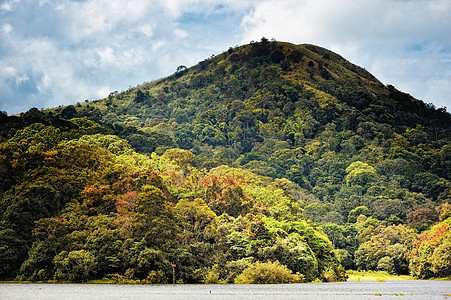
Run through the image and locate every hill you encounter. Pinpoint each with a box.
[0,40,450,282]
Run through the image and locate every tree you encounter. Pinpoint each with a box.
[162,148,195,169]
[53,250,96,282]
[133,185,179,249]
[348,206,371,223]
[322,223,346,249]
[0,228,27,280]
[176,198,217,244]
[270,50,285,64]
[303,203,328,223]
[408,219,451,278]
[355,224,415,274]
[371,199,406,221]
[84,215,123,277]
[133,247,168,280]
[176,65,187,73]
[406,208,438,232]
[259,234,319,280]
[76,134,134,156]
[174,127,195,149]
[134,90,149,103]
[345,161,377,188]
[60,105,77,119]
[202,175,251,217]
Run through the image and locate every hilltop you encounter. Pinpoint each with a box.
[46,40,451,197]
[0,40,450,282]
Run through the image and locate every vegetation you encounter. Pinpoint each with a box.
[346,270,413,281]
[0,114,344,283]
[234,261,303,284]
[1,40,450,283]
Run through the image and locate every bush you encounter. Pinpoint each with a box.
[234,260,302,284]
[203,266,222,284]
[144,270,167,284]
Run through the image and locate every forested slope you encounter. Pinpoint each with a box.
[1,40,450,282]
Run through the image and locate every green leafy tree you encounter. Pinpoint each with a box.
[303,202,328,223]
[133,185,179,249]
[53,250,96,282]
[0,228,28,280]
[355,224,415,274]
[348,206,371,223]
[259,234,319,280]
[175,198,217,244]
[345,161,377,188]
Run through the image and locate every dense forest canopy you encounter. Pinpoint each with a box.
[1,40,450,282]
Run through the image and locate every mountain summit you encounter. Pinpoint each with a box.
[51,40,449,155]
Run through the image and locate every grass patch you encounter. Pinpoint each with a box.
[87,279,116,284]
[346,270,413,282]
[374,278,387,282]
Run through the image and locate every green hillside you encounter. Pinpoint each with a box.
[1,40,450,282]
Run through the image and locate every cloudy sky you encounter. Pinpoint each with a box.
[1,0,450,115]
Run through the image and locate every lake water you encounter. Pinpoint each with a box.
[1,280,450,299]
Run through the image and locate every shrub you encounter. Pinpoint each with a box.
[234,260,302,284]
[144,270,167,284]
[203,266,222,284]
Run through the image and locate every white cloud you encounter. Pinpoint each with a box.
[97,47,116,65]
[241,0,450,45]
[0,0,20,11]
[139,24,154,37]
[62,0,154,42]
[1,0,251,114]
[174,28,188,38]
[156,0,254,17]
[96,86,111,99]
[15,73,29,85]
[1,23,12,34]
[240,0,451,109]
[0,64,16,78]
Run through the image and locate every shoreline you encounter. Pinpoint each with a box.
[2,270,451,285]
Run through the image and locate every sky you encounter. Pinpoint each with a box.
[1,0,450,115]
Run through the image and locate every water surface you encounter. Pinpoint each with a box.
[1,280,450,299]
